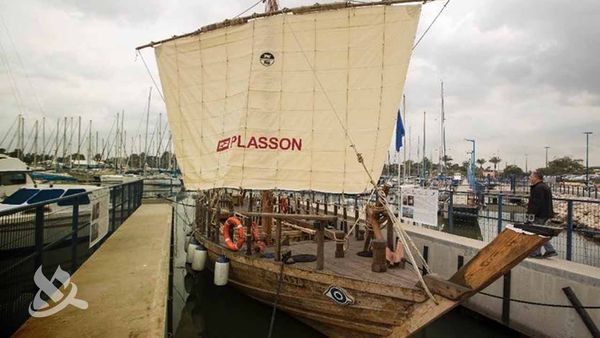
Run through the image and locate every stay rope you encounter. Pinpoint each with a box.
[285,13,437,302]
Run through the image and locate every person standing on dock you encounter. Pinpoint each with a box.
[527,171,558,258]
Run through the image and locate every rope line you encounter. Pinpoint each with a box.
[234,0,264,18]
[479,291,600,309]
[412,0,450,50]
[136,50,166,102]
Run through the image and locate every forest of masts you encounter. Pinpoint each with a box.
[0,111,175,171]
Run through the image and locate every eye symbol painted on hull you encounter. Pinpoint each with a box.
[259,52,275,67]
[324,285,354,306]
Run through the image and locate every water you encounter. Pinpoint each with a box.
[171,197,520,338]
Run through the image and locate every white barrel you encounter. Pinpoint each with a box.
[186,243,199,264]
[191,246,207,271]
[214,256,230,286]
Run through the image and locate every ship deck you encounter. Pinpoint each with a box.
[278,238,421,290]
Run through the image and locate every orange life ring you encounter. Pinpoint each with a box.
[223,216,245,251]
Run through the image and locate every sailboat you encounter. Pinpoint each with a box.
[138,1,559,336]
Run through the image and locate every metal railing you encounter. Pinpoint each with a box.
[440,190,600,267]
[0,180,143,337]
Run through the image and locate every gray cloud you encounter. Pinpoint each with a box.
[0,0,598,169]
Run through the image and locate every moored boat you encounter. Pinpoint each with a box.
[139,0,559,336]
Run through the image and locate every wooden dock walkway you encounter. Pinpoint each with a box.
[13,202,172,338]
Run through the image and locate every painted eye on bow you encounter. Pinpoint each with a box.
[323,285,354,306]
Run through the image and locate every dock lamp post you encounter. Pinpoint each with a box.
[584,132,593,186]
[544,146,550,168]
[465,139,476,186]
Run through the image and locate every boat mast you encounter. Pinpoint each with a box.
[88,120,92,168]
[77,115,81,159]
[115,111,120,172]
[121,110,125,171]
[421,111,426,185]
[34,120,38,167]
[440,82,448,174]
[42,116,45,163]
[144,87,152,175]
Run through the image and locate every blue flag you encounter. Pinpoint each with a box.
[395,110,405,152]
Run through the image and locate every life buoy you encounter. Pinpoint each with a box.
[223,216,245,251]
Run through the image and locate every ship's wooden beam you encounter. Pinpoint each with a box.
[239,211,337,222]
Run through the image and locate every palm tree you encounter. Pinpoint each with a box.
[489,156,502,172]
[476,158,486,169]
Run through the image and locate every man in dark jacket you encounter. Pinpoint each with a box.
[527,171,557,258]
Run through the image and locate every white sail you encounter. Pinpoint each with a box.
[155,3,421,193]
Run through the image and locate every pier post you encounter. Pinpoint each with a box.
[566,200,573,261]
[315,200,320,215]
[333,203,338,217]
[497,194,503,234]
[121,185,125,225]
[448,190,454,233]
[34,206,44,268]
[315,221,324,270]
[71,199,79,272]
[296,197,300,214]
[502,271,511,325]
[305,198,310,214]
[111,188,116,233]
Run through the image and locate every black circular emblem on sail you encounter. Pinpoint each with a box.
[259,52,275,67]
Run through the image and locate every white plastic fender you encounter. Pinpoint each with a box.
[191,246,207,271]
[186,243,199,263]
[214,256,230,286]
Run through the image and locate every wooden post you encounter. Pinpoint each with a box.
[296,197,301,214]
[315,200,320,215]
[342,206,348,233]
[387,219,394,251]
[371,239,387,272]
[335,230,345,258]
[262,191,273,243]
[305,198,310,214]
[324,200,328,215]
[248,192,253,212]
[245,217,253,256]
[354,207,362,240]
[275,219,282,261]
[333,203,338,217]
[315,221,324,270]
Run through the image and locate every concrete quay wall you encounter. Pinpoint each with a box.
[404,224,600,338]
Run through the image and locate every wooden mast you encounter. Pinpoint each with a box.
[259,0,279,244]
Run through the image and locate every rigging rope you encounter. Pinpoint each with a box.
[285,13,437,302]
[234,0,264,18]
[136,50,166,102]
[412,0,450,51]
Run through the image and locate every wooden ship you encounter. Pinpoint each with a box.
[138,0,559,336]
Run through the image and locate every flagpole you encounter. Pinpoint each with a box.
[402,95,407,183]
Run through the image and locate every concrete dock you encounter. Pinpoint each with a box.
[14,202,172,338]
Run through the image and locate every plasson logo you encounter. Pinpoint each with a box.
[28,265,88,317]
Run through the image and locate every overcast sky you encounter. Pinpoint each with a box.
[0,0,598,170]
